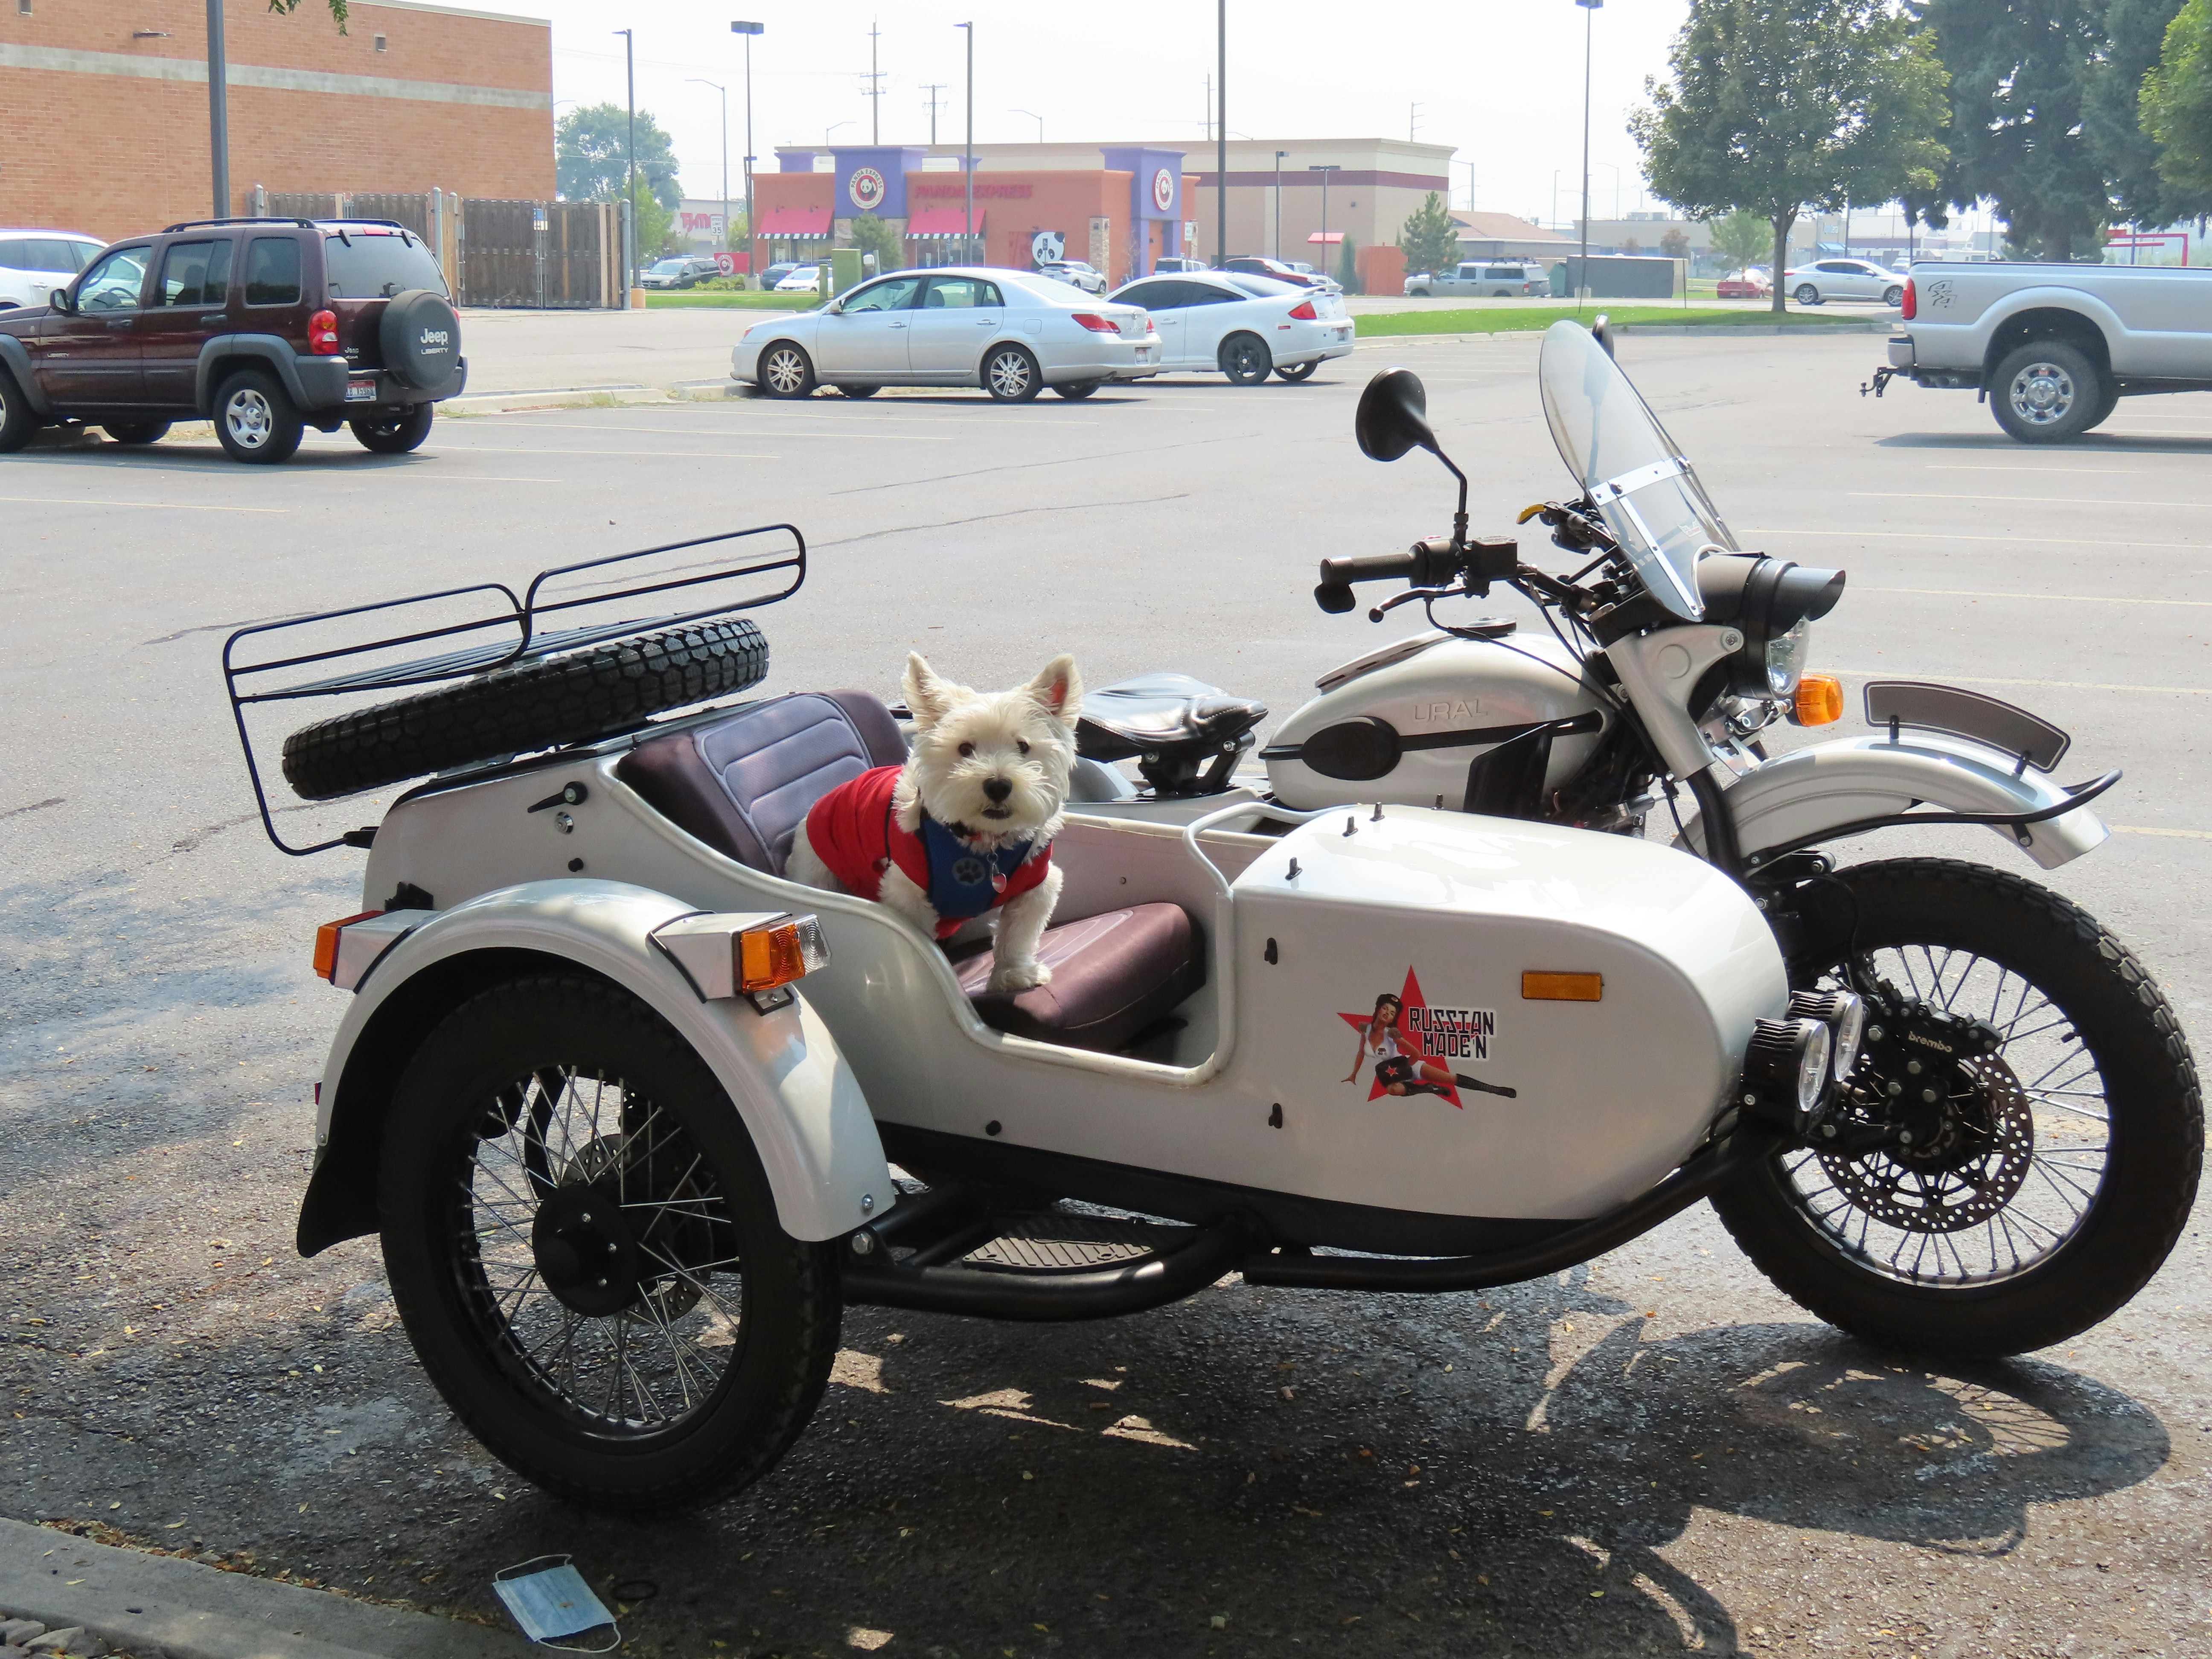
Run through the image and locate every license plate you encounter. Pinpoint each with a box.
[1134,346,1151,361]
[346,378,376,402]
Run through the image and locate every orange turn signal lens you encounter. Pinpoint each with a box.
[313,911,384,981]
[1792,672,1844,726]
[737,914,830,992]
[1522,971,1603,1003]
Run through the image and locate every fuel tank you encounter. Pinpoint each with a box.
[1263,629,1611,812]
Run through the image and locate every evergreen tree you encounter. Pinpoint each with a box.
[1397,191,1460,277]
[1633,0,1949,310]
[849,213,904,275]
[1336,236,1363,294]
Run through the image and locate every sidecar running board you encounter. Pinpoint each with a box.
[842,1208,1262,1321]
[1238,1127,1783,1292]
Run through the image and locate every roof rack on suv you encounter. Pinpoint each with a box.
[163,216,318,233]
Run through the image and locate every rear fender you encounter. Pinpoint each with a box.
[1691,733,2108,871]
[299,879,888,1255]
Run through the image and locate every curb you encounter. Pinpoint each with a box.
[1615,320,1889,336]
[442,384,671,414]
[0,1520,535,1659]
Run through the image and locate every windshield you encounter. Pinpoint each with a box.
[650,259,688,272]
[1536,320,1732,620]
[323,230,447,299]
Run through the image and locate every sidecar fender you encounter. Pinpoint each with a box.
[1705,732,2109,871]
[299,879,890,1255]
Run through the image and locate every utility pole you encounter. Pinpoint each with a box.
[1310,163,1340,262]
[689,79,729,256]
[1203,76,1211,143]
[864,19,884,145]
[1575,0,1601,305]
[1273,149,1286,262]
[922,83,946,146]
[733,23,763,280]
[617,27,636,299]
[1409,102,1421,143]
[206,0,230,217]
[958,21,974,264]
[1214,0,1225,268]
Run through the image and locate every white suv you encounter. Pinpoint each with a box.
[0,230,106,310]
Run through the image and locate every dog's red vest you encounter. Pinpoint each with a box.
[802,765,1051,940]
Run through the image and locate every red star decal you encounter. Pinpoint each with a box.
[1340,966,1461,1107]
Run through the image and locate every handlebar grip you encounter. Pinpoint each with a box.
[1317,552,1420,587]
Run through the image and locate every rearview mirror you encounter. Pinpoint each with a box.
[1354,367,1437,463]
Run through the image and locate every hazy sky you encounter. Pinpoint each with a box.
[468,0,1693,226]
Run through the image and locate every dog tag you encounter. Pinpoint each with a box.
[493,1557,620,1651]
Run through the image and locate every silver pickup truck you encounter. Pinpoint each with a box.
[1872,260,2212,442]
[1404,260,1549,299]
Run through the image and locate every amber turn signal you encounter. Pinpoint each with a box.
[737,914,830,992]
[1522,971,1602,1003]
[1791,673,1845,727]
[312,911,384,981]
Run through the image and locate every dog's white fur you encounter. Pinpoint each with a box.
[786,652,1082,992]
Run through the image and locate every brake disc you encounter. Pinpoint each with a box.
[1818,1050,2034,1233]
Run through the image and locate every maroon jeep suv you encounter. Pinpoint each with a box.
[0,216,466,463]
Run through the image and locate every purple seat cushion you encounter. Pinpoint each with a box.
[616,691,905,873]
[950,903,1204,1054]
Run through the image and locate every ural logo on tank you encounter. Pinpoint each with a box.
[1411,698,1482,722]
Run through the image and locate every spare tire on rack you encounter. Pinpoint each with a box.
[378,289,463,391]
[280,618,767,800]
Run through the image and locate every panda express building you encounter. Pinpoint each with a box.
[754,145,1197,285]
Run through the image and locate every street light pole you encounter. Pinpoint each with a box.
[206,0,230,217]
[1274,150,1286,262]
[1575,0,1601,305]
[1309,163,1339,265]
[732,23,763,283]
[1012,108,1043,143]
[689,79,729,258]
[616,28,636,300]
[958,21,974,264]
[1214,0,1226,267]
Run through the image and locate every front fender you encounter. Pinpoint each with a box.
[1700,733,2109,871]
[0,333,50,413]
[303,879,889,1254]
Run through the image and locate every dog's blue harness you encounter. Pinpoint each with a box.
[920,815,1035,922]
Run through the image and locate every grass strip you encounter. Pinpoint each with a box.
[1354,305,1867,338]
[644,291,822,310]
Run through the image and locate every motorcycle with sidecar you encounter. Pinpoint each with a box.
[223,322,2200,1512]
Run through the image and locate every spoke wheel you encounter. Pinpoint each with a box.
[1715,858,2200,1356]
[379,975,841,1510]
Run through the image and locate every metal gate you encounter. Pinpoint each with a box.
[457,199,618,309]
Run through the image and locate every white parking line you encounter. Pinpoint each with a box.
[1836,668,2212,696]
[0,494,284,513]
[1849,491,2212,509]
[461,419,953,443]
[2113,825,2212,840]
[1859,585,2212,607]
[427,445,781,460]
[1925,464,2144,474]
[1741,527,2211,553]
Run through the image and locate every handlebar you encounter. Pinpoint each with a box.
[1318,550,1424,587]
[1314,535,1519,615]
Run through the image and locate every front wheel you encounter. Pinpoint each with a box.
[756,342,815,399]
[1793,283,1821,306]
[1715,859,2201,1357]
[104,419,171,445]
[1053,378,1103,399]
[350,403,434,454]
[0,367,37,452]
[1275,360,1318,383]
[379,975,842,1511]
[836,383,881,398]
[1882,284,1904,307]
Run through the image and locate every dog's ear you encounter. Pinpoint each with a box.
[904,653,956,728]
[1027,655,1083,724]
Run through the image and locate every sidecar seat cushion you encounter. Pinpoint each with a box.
[949,903,1204,1053]
[617,691,906,873]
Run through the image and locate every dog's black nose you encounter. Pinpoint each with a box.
[982,777,1013,803]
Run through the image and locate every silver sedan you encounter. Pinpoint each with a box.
[730,267,1161,402]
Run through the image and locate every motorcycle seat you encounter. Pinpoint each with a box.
[1076,672,1268,763]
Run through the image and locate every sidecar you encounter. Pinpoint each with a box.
[226,529,1814,1510]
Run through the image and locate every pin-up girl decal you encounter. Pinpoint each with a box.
[1342,988,1516,1106]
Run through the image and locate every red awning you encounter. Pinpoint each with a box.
[1307,230,1345,244]
[757,206,830,237]
[906,206,984,236]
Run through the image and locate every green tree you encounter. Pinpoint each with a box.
[1396,190,1459,277]
[629,175,676,261]
[1659,226,1692,260]
[849,212,903,274]
[559,103,683,210]
[1336,236,1363,294]
[2089,0,2208,222]
[268,0,350,30]
[1709,208,1773,267]
[2144,0,2212,196]
[1632,0,1949,310]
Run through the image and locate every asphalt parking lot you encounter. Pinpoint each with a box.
[3,330,2210,1659]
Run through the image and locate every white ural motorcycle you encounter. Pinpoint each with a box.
[225,321,2197,1513]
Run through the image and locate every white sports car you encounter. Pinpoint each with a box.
[731,267,1160,402]
[1106,269,1354,384]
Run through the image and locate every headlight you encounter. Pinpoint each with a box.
[1765,618,1811,696]
[1694,554,1847,701]
[1788,988,1866,1080]
[1744,1016,1834,1121]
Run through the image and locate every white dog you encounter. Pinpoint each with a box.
[786,652,1081,992]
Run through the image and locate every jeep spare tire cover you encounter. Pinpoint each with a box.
[379,289,461,390]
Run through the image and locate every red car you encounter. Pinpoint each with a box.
[1716,268,1770,299]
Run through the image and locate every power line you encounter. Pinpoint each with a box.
[921,82,946,146]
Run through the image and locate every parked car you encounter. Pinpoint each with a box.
[1405,261,1548,298]
[0,215,466,463]
[759,262,801,290]
[1714,268,1770,300]
[772,265,824,294]
[731,267,1160,402]
[1036,259,1108,295]
[1874,260,2212,441]
[641,255,722,291]
[1783,258,1905,307]
[0,230,106,311]
[1150,256,1208,274]
[1106,269,1352,384]
[1222,255,1339,295]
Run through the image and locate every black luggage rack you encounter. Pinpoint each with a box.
[223,524,806,856]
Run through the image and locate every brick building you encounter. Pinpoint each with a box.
[0,0,552,244]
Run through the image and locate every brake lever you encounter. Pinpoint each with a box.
[1368,584,1458,623]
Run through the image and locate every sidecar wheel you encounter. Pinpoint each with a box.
[378,974,842,1512]
[1714,858,2201,1358]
